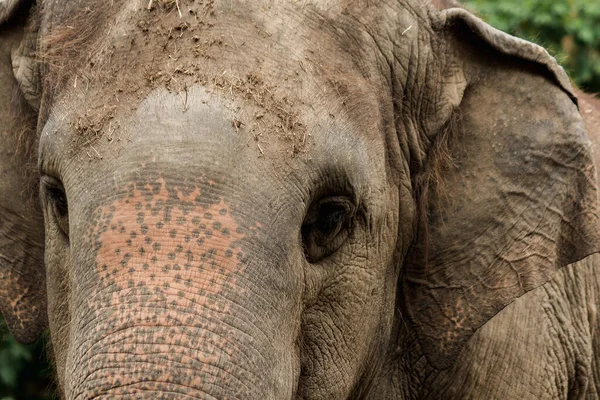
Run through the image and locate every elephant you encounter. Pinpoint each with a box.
[1,0,600,398]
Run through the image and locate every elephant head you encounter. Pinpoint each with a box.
[1,0,599,398]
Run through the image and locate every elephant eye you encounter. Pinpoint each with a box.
[48,187,68,216]
[302,197,354,263]
[42,176,70,238]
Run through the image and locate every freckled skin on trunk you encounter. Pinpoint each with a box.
[576,90,600,176]
[62,174,300,398]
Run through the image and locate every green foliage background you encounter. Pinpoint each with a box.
[0,319,55,399]
[1,0,599,398]
[465,0,600,92]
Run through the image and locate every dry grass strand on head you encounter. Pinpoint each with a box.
[39,1,126,99]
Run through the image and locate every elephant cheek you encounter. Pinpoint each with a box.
[65,180,298,399]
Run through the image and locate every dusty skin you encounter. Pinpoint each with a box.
[1,0,600,399]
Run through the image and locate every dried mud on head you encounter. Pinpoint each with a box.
[42,0,312,157]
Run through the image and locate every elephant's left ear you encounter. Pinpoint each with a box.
[404,8,600,369]
[0,0,46,344]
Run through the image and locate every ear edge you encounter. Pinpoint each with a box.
[436,8,577,105]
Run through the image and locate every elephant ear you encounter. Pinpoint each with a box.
[404,8,600,369]
[0,0,46,343]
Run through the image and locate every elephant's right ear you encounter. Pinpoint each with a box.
[404,8,600,369]
[0,0,46,343]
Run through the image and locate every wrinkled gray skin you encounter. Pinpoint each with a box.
[2,0,600,398]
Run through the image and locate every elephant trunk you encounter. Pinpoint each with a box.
[67,294,295,399]
[62,179,301,399]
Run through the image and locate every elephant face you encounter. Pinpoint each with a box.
[1,0,599,398]
[36,4,405,397]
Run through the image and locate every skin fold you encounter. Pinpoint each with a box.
[578,91,600,171]
[0,0,599,398]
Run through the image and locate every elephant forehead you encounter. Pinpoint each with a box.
[40,0,386,155]
[127,85,240,149]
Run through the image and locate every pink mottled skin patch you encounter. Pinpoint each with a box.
[95,178,246,294]
[69,178,264,397]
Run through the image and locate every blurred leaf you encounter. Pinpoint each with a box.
[465,0,600,92]
[0,317,56,400]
